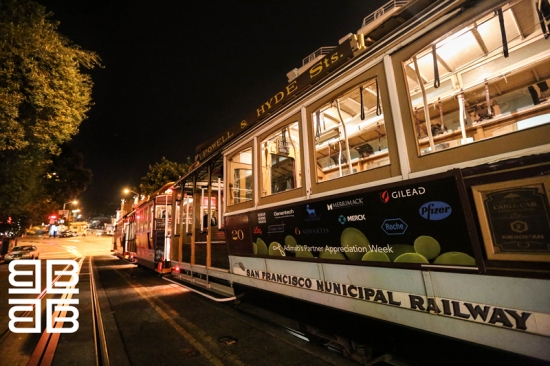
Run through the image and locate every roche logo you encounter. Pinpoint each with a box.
[338,215,347,225]
[381,218,408,235]
[419,201,452,220]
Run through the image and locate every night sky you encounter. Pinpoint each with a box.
[37,0,386,216]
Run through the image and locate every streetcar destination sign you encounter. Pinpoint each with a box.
[232,265,550,337]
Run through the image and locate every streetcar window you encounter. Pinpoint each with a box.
[404,1,550,156]
[260,121,302,196]
[228,147,253,206]
[313,78,389,182]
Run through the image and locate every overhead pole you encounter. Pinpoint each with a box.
[207,162,212,268]
[191,174,197,265]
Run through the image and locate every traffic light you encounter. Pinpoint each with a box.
[49,214,57,224]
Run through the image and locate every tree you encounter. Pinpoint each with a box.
[139,157,192,195]
[0,0,101,229]
[44,143,93,205]
[0,0,101,154]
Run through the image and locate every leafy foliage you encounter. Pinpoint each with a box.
[0,0,100,230]
[44,143,92,206]
[139,157,191,195]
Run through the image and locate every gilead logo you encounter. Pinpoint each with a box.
[381,187,426,203]
[8,260,79,333]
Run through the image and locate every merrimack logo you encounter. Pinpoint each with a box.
[419,201,452,220]
[327,198,364,210]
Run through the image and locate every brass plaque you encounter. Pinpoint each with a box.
[472,176,550,262]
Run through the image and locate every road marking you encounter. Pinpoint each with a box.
[128,284,227,366]
[62,246,82,257]
[27,257,85,366]
[114,271,249,366]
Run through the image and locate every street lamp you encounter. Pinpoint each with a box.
[123,189,138,196]
[63,200,78,211]
[63,200,78,220]
[123,188,140,205]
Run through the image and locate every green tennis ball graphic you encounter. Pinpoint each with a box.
[319,249,346,260]
[295,245,314,258]
[269,241,286,256]
[362,251,390,262]
[414,235,441,260]
[284,235,298,250]
[386,244,415,262]
[341,227,370,261]
[256,238,268,255]
[253,242,258,254]
[394,252,429,263]
[434,252,475,266]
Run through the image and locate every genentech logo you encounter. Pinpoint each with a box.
[8,260,80,333]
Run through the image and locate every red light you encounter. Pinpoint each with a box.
[49,215,57,220]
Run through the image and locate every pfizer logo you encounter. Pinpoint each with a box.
[419,201,452,220]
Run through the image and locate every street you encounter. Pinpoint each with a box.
[0,235,360,366]
[13,233,114,260]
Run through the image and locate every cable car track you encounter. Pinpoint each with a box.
[25,257,85,366]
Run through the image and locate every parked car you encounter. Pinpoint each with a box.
[4,245,39,261]
[25,226,46,236]
[59,230,78,238]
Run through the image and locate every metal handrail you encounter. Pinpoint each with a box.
[362,0,410,28]
[302,46,337,66]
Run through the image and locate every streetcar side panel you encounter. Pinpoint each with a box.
[220,0,550,359]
